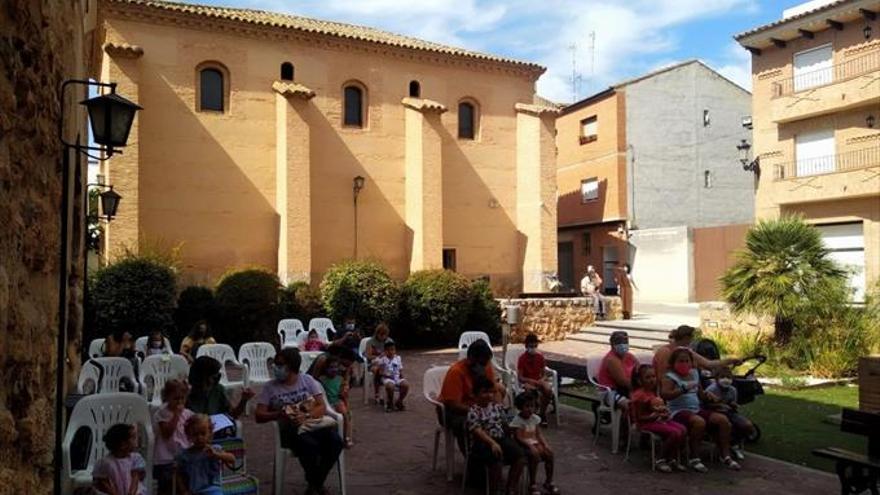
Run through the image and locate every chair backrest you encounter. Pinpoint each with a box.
[458,331,491,360]
[239,342,277,383]
[586,355,605,384]
[277,319,305,348]
[422,365,450,402]
[88,338,105,358]
[358,337,371,360]
[504,345,526,372]
[77,357,138,395]
[139,354,189,405]
[308,318,335,342]
[134,335,173,357]
[62,393,154,490]
[196,344,239,383]
[299,351,323,374]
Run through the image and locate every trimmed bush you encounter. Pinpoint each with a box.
[214,269,281,349]
[320,260,400,331]
[401,270,474,345]
[90,256,177,338]
[465,277,502,341]
[280,281,325,322]
[173,286,216,346]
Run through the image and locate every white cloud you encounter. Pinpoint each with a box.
[711,42,753,92]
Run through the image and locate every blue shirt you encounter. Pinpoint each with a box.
[665,369,702,416]
[175,446,223,494]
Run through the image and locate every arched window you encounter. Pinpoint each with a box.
[458,100,477,140]
[343,84,364,127]
[199,67,225,112]
[281,62,294,81]
[409,80,421,98]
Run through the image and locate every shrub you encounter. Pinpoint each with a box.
[465,278,502,341]
[400,270,473,344]
[90,256,177,339]
[173,286,216,346]
[214,269,281,349]
[280,281,325,322]
[320,260,400,332]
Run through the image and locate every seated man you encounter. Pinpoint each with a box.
[596,331,639,410]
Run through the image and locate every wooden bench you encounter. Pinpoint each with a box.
[812,408,880,495]
[545,359,603,434]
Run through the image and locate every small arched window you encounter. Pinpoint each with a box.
[458,101,476,140]
[281,62,294,81]
[409,80,421,98]
[199,67,225,112]
[343,84,364,127]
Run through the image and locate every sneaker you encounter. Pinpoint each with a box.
[722,456,741,471]
[732,447,745,461]
[688,458,708,473]
[654,459,672,473]
[395,401,406,411]
[669,459,688,472]
[385,404,393,413]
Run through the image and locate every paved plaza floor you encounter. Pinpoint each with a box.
[236,348,837,495]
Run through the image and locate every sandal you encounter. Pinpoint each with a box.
[395,401,406,411]
[722,456,741,471]
[688,458,708,473]
[654,459,672,473]
[344,437,354,449]
[529,484,542,495]
[543,483,560,494]
[669,459,688,472]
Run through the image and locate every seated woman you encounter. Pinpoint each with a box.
[186,356,254,430]
[596,331,639,410]
[180,320,216,364]
[653,325,741,378]
[255,347,344,495]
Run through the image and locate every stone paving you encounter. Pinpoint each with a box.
[238,349,838,495]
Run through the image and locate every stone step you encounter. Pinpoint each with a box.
[567,332,660,351]
[594,319,677,335]
[578,327,670,343]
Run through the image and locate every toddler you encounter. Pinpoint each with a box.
[375,340,409,412]
[153,379,193,493]
[516,333,553,424]
[706,367,755,460]
[466,376,525,495]
[303,329,326,352]
[174,415,235,495]
[318,355,353,448]
[146,329,169,356]
[92,423,146,495]
[510,392,558,495]
[630,364,687,473]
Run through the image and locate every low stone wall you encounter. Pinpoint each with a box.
[500,296,622,343]
[699,301,773,334]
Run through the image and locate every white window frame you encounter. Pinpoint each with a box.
[793,43,833,92]
[581,178,599,203]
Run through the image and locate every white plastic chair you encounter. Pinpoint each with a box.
[587,355,623,454]
[358,337,376,405]
[134,335,174,357]
[88,338,105,358]
[504,345,561,426]
[298,351,323,375]
[77,357,138,395]
[272,381,347,495]
[624,416,663,471]
[457,331,491,360]
[278,319,305,348]
[239,342,277,385]
[61,392,154,495]
[196,344,250,391]
[308,317,336,343]
[423,365,455,482]
[138,354,189,407]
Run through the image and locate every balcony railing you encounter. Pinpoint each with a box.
[773,146,880,181]
[771,50,880,98]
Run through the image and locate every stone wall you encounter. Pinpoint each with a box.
[0,1,92,492]
[699,301,774,334]
[502,296,622,343]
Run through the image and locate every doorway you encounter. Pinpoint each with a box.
[557,242,574,292]
[602,245,619,295]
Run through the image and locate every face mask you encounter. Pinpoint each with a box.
[526,346,537,355]
[150,341,162,349]
[273,364,288,381]
[674,362,692,377]
[718,378,733,388]
[613,343,629,355]
[326,366,339,378]
[345,323,355,331]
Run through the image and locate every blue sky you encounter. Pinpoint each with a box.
[192,0,808,102]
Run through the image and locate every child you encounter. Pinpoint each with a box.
[146,329,169,356]
[375,340,409,412]
[630,364,688,473]
[466,375,525,495]
[318,355,353,448]
[516,333,553,425]
[706,367,755,461]
[174,414,235,495]
[366,323,391,402]
[303,329,326,352]
[153,380,193,493]
[92,423,147,495]
[510,392,558,495]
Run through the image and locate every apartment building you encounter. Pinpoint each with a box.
[556,61,753,302]
[736,0,880,300]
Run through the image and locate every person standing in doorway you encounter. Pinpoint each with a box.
[614,263,636,320]
[580,265,606,319]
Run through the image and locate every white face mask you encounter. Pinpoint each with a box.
[526,346,538,355]
[718,378,733,388]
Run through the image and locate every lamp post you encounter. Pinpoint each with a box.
[737,139,760,174]
[353,175,365,258]
[55,79,140,495]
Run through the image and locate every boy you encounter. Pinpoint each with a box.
[517,333,553,424]
[706,367,755,460]
[376,340,409,412]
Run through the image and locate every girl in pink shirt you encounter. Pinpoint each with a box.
[152,379,193,493]
[92,423,146,495]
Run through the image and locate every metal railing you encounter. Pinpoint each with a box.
[771,50,880,98]
[773,146,880,180]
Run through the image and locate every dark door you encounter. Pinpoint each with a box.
[558,242,575,292]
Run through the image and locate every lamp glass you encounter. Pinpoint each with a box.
[100,189,122,218]
[81,93,142,148]
[353,175,365,190]
[865,25,873,39]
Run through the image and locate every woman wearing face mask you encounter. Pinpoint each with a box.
[186,356,254,421]
[255,347,344,495]
[596,331,639,411]
[653,325,741,378]
[180,320,216,364]
[660,348,740,472]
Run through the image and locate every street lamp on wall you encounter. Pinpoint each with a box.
[736,139,760,174]
[61,80,142,159]
[89,183,122,221]
[353,175,365,258]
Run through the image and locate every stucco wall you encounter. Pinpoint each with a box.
[0,0,93,491]
[625,62,754,230]
[628,225,693,303]
[101,13,546,291]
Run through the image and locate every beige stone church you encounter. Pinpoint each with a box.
[97,0,558,292]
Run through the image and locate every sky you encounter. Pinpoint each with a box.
[191,0,814,103]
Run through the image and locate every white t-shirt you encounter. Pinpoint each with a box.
[509,413,542,445]
[376,355,403,381]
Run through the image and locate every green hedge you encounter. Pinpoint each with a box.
[214,269,280,349]
[90,256,177,338]
[173,286,216,346]
[320,260,400,331]
[280,281,325,322]
[465,277,502,341]
[400,270,473,344]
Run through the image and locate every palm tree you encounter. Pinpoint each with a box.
[720,216,847,343]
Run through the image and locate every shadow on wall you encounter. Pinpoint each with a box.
[557,177,609,227]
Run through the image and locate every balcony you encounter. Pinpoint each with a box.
[768,146,880,206]
[769,50,880,123]
[774,146,880,181]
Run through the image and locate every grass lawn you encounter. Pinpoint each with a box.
[560,383,862,473]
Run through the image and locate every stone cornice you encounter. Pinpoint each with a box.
[103,41,144,59]
[272,81,316,100]
[102,3,543,81]
[514,102,561,116]
[401,97,447,113]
